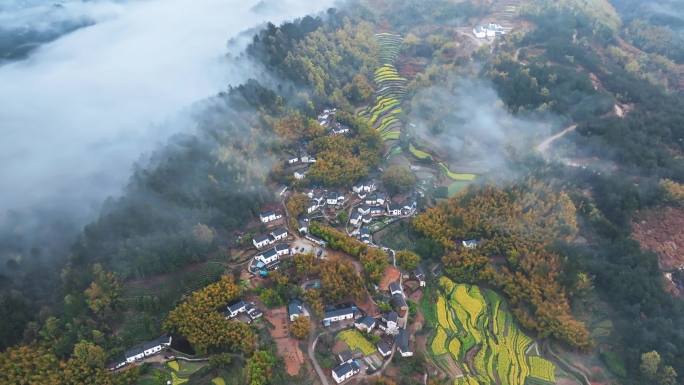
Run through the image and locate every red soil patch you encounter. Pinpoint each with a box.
[379,266,401,291]
[264,307,304,376]
[632,206,684,270]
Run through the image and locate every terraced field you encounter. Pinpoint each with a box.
[361,33,406,142]
[428,277,556,385]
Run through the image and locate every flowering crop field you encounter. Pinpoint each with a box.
[427,277,556,385]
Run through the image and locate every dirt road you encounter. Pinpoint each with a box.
[536,124,577,156]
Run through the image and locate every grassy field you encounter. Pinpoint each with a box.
[337,330,376,356]
[427,277,557,385]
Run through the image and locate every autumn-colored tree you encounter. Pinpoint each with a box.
[661,179,684,204]
[414,180,589,349]
[163,276,255,354]
[84,264,122,318]
[293,252,318,278]
[360,248,388,284]
[246,350,276,385]
[396,250,421,271]
[320,258,365,302]
[271,111,324,142]
[286,193,309,220]
[303,289,325,318]
[290,316,311,339]
[309,222,367,257]
[192,223,216,244]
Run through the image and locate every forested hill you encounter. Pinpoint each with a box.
[2,1,684,384]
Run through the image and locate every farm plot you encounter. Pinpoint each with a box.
[337,329,376,356]
[427,277,556,385]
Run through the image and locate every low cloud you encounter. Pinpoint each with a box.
[407,77,555,177]
[0,0,335,262]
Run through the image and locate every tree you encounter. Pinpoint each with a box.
[382,165,417,195]
[320,259,365,302]
[641,351,661,381]
[72,341,106,369]
[396,250,421,271]
[192,223,216,244]
[360,248,388,284]
[84,264,122,318]
[163,276,255,354]
[290,316,311,339]
[246,350,276,385]
[293,253,318,277]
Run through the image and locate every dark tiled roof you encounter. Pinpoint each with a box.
[356,316,375,328]
[377,339,392,354]
[262,248,278,258]
[383,311,398,323]
[324,306,356,319]
[228,300,247,313]
[338,350,353,363]
[271,228,288,237]
[397,328,410,352]
[253,234,270,243]
[288,300,302,316]
[333,362,356,378]
[275,244,289,252]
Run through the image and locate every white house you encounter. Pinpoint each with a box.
[350,212,363,227]
[256,248,279,265]
[332,361,360,384]
[275,244,290,257]
[377,339,392,358]
[270,228,288,242]
[331,126,350,135]
[389,281,403,296]
[294,169,308,180]
[388,203,403,217]
[323,305,356,326]
[122,336,172,366]
[397,329,413,357]
[298,218,309,234]
[462,239,480,249]
[253,234,274,249]
[353,181,377,194]
[357,205,371,216]
[288,299,309,321]
[362,215,372,224]
[286,154,300,164]
[227,300,248,318]
[370,206,385,217]
[260,211,282,224]
[300,153,316,164]
[381,311,398,332]
[354,316,376,332]
[307,200,319,214]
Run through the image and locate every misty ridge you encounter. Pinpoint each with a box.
[0,0,336,273]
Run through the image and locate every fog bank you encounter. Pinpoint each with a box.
[0,0,335,259]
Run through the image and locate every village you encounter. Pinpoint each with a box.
[109,106,472,385]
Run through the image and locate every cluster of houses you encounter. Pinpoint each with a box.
[225,299,263,322]
[472,23,507,38]
[318,108,351,135]
[249,228,293,276]
[304,188,347,214]
[348,180,417,243]
[110,336,173,370]
[295,277,420,383]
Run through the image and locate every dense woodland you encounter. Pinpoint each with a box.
[2,1,684,384]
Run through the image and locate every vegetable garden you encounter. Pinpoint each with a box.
[428,277,557,385]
